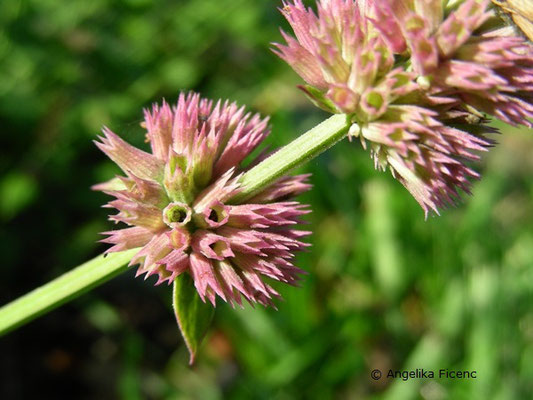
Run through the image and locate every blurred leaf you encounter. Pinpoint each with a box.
[119,332,143,400]
[0,171,38,221]
[84,299,122,333]
[363,179,405,298]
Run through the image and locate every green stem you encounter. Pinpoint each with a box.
[232,113,350,203]
[0,113,351,335]
[0,248,139,336]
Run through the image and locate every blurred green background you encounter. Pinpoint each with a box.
[1,0,532,399]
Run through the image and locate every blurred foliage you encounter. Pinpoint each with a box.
[1,0,532,399]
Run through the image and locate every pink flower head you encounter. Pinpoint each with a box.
[274,0,423,115]
[275,0,532,216]
[94,93,311,307]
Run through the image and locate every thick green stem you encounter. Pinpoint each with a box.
[232,113,350,203]
[0,113,351,335]
[0,249,139,336]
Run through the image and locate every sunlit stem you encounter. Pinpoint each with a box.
[0,249,139,336]
[232,113,350,203]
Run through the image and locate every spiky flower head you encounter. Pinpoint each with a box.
[275,0,533,215]
[94,92,311,307]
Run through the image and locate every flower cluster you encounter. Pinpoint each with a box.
[94,93,311,307]
[275,0,532,215]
